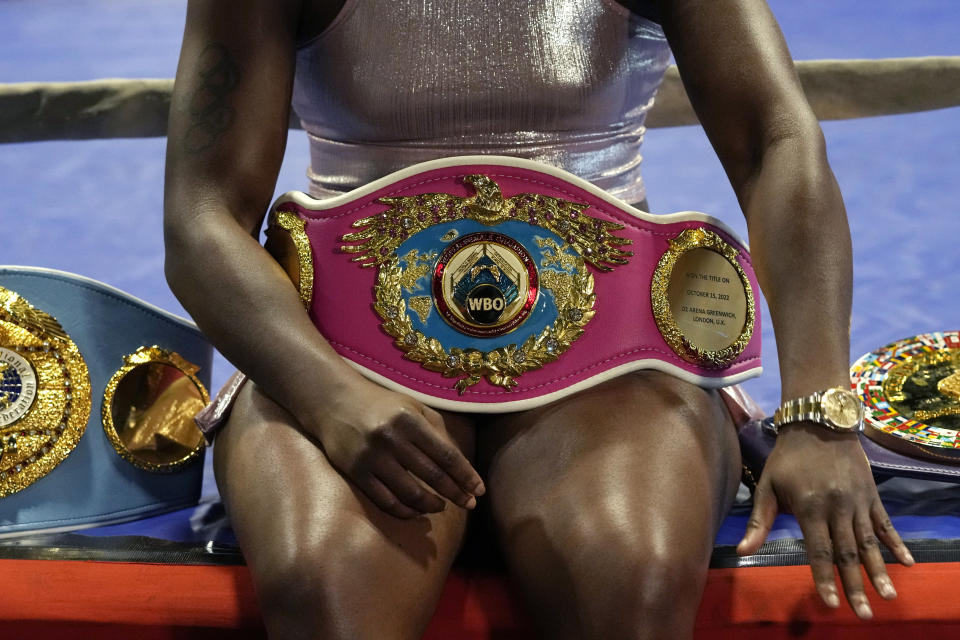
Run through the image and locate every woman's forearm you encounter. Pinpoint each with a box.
[655,0,854,401]
[741,130,854,402]
[164,209,364,423]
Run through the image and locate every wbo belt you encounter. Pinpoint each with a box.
[266,156,762,412]
[0,266,212,535]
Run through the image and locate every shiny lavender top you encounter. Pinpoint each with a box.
[292,0,671,204]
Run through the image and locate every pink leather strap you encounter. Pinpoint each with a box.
[269,156,762,412]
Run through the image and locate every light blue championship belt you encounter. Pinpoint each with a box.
[0,267,212,535]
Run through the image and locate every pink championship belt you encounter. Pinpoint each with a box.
[266,156,762,412]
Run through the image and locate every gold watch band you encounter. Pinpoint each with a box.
[770,387,864,434]
[772,392,824,432]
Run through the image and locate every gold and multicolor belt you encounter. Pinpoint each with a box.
[265,156,763,412]
[852,331,960,463]
[0,267,212,535]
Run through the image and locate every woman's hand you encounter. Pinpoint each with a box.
[737,423,914,619]
[304,377,485,519]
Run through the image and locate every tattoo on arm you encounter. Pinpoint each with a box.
[183,43,241,154]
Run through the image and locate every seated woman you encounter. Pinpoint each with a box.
[163,1,913,637]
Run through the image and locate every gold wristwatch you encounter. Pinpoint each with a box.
[771,387,865,434]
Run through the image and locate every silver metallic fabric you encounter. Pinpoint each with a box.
[292,0,671,204]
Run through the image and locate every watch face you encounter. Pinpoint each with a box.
[822,388,864,430]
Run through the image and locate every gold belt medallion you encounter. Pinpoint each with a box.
[0,286,91,498]
[337,174,632,392]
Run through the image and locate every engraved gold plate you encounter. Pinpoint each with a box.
[651,228,755,368]
[101,346,209,472]
[0,286,91,498]
[852,332,960,463]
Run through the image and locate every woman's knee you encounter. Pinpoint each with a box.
[254,546,332,638]
[581,516,710,597]
[573,525,710,637]
[629,544,709,621]
[505,517,710,639]
[252,513,431,640]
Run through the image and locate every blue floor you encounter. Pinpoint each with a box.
[1,1,959,541]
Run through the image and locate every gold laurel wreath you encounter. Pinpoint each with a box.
[341,174,632,271]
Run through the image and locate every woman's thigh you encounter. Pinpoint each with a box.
[478,370,742,640]
[213,381,476,640]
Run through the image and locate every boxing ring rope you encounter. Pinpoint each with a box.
[1,56,958,143]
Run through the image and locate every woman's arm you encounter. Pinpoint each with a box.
[164,0,483,518]
[654,0,913,618]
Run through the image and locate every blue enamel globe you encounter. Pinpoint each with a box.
[0,363,22,408]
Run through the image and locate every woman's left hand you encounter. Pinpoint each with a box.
[737,422,915,619]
